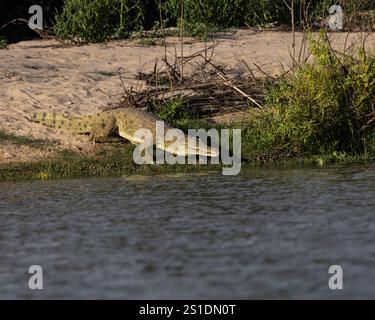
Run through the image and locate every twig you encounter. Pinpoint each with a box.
[253,63,276,80]
[216,73,263,109]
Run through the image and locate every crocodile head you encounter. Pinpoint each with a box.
[163,134,220,158]
[186,136,220,158]
[115,109,220,158]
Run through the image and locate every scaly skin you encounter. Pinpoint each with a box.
[27,108,219,157]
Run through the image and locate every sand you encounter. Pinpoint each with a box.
[1,30,374,164]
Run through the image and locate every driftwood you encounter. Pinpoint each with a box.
[104,47,268,119]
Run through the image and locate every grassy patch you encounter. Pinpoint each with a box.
[1,141,374,182]
[0,129,53,148]
[242,152,375,169]
[155,98,187,123]
[0,144,221,182]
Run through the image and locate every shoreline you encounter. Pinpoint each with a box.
[1,138,373,182]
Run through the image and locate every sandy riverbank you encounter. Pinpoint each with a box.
[1,30,374,164]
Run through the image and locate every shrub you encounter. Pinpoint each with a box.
[241,31,375,160]
[54,0,144,42]
[163,0,291,32]
[53,1,375,42]
[0,37,7,49]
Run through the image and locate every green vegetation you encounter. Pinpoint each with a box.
[162,0,289,36]
[53,0,291,41]
[52,0,375,42]
[1,0,375,43]
[240,31,375,161]
[54,0,144,42]
[155,98,187,123]
[0,144,221,182]
[162,0,298,37]
[0,37,7,49]
[1,141,373,182]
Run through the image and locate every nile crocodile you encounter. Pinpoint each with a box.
[27,108,219,157]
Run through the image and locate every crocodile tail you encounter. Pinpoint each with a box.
[27,112,93,133]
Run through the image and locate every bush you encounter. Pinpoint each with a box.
[163,0,290,32]
[241,31,375,160]
[54,1,375,41]
[54,0,144,42]
[54,0,297,41]
[0,37,7,49]
[2,1,375,43]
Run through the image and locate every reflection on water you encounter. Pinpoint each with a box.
[0,164,374,299]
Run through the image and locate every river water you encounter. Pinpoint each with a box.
[0,164,374,299]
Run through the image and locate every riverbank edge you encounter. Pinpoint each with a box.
[1,142,374,182]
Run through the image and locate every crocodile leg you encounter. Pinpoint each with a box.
[88,115,117,143]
